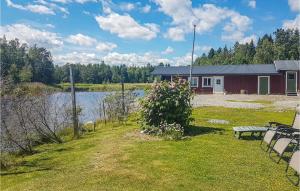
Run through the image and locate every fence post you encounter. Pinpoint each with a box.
[121,81,125,118]
[69,65,79,139]
[102,100,106,125]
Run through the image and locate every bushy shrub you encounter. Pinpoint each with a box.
[140,80,193,138]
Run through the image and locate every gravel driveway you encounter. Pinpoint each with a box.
[192,94,299,109]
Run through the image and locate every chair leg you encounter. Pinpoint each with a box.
[277,155,282,164]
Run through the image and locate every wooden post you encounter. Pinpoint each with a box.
[102,100,106,124]
[121,81,125,117]
[69,65,79,139]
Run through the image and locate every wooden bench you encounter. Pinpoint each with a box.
[233,126,269,139]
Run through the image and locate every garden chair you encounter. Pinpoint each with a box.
[286,150,300,186]
[260,105,300,152]
[268,134,299,163]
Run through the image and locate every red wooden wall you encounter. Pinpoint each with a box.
[161,73,290,94]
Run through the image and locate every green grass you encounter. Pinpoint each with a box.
[226,99,273,105]
[58,83,152,92]
[1,107,298,191]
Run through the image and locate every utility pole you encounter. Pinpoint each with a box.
[69,65,79,139]
[189,24,196,89]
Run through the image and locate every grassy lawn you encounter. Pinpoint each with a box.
[1,107,298,191]
[57,83,152,92]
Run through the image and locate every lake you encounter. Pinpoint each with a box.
[50,90,145,123]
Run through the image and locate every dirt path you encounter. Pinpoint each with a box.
[192,94,299,109]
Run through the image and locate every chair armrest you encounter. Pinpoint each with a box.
[268,122,288,127]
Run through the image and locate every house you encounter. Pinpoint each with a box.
[152,60,300,95]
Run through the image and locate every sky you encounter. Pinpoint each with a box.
[1,0,300,66]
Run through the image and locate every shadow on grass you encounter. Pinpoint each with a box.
[237,135,263,141]
[0,156,54,176]
[53,147,73,152]
[185,125,225,136]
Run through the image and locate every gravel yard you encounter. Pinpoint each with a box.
[192,94,299,109]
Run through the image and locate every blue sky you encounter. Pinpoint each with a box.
[1,0,299,66]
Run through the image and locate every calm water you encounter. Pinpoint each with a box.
[50,90,144,123]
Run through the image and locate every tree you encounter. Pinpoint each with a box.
[254,38,274,64]
[19,65,33,82]
[28,46,55,84]
[207,48,215,59]
[8,64,19,83]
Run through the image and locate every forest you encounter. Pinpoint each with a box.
[0,28,299,85]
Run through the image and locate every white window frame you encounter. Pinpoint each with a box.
[188,77,199,88]
[257,76,270,95]
[202,77,213,88]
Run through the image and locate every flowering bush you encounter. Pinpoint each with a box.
[140,80,193,138]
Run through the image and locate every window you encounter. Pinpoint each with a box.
[188,77,198,87]
[288,74,295,80]
[202,77,212,87]
[216,79,221,85]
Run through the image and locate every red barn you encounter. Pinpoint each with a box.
[152,60,300,96]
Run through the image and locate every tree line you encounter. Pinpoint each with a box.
[194,28,299,65]
[1,28,299,85]
[0,36,155,85]
[54,63,154,84]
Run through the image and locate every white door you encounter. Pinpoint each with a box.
[213,76,224,93]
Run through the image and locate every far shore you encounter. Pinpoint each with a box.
[57,82,152,92]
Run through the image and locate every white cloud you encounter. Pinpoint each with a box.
[248,0,256,9]
[83,10,91,15]
[53,50,197,66]
[6,0,70,16]
[96,42,117,52]
[54,51,170,66]
[288,0,300,12]
[102,52,171,66]
[66,33,97,46]
[164,27,185,41]
[0,24,63,49]
[45,24,55,28]
[51,0,72,3]
[173,53,196,66]
[66,33,117,52]
[283,14,300,30]
[195,45,212,53]
[6,0,55,15]
[74,0,97,4]
[222,31,244,42]
[239,34,257,44]
[120,3,135,11]
[144,23,160,33]
[29,4,57,15]
[141,4,151,13]
[95,12,158,40]
[51,0,96,4]
[153,1,252,42]
[161,46,174,54]
[36,0,70,15]
[53,52,101,64]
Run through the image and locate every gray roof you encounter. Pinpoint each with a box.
[152,64,278,76]
[274,60,300,71]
